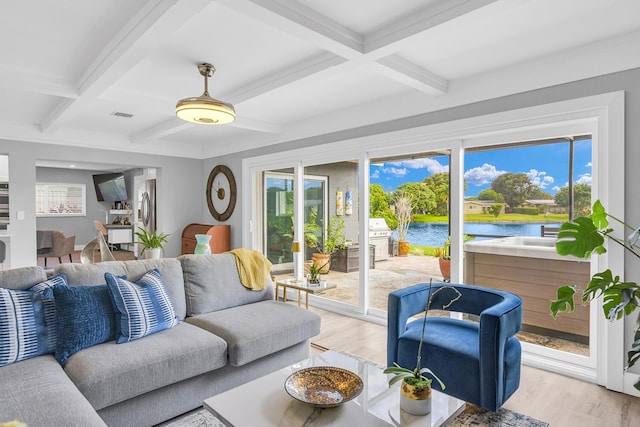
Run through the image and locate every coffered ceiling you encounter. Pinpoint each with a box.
[1,0,639,159]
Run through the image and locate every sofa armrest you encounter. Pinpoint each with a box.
[387,283,433,367]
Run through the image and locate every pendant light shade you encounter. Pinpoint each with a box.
[176,63,235,125]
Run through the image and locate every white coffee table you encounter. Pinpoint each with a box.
[204,350,465,426]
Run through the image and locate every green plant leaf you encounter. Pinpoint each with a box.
[550,285,577,318]
[590,199,609,229]
[556,217,606,258]
[418,367,446,390]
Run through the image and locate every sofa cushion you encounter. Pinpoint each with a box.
[105,269,178,343]
[63,321,227,410]
[186,300,320,366]
[53,284,116,366]
[0,266,47,291]
[0,355,107,427]
[56,258,187,321]
[180,253,275,315]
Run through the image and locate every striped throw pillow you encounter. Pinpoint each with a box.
[0,275,68,366]
[105,269,177,343]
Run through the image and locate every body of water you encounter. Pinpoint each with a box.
[403,222,562,247]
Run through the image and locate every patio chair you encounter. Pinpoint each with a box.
[387,282,522,411]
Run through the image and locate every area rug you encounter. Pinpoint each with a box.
[158,405,549,427]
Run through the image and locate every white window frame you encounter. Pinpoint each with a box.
[243,91,629,394]
[36,182,87,217]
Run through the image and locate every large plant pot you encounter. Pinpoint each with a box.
[438,258,451,282]
[311,253,331,273]
[400,380,432,415]
[398,241,410,257]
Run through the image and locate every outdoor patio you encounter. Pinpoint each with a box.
[275,254,589,356]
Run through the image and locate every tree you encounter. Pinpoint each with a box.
[423,172,450,216]
[478,189,504,202]
[369,184,398,230]
[554,183,592,216]
[528,186,553,200]
[490,204,503,218]
[490,173,534,208]
[393,182,436,214]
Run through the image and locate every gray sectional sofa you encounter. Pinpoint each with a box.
[0,254,321,427]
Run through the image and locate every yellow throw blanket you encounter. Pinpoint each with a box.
[228,248,273,291]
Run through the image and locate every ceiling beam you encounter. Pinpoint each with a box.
[375,55,448,96]
[40,0,211,133]
[217,0,363,57]
[364,0,500,56]
[0,66,78,99]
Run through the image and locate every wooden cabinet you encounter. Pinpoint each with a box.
[181,223,230,255]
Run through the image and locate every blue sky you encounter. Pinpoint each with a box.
[370,140,592,197]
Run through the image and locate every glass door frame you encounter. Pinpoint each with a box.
[241,91,627,392]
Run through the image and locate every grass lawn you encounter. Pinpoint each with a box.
[413,213,569,223]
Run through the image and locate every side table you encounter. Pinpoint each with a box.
[275,278,337,309]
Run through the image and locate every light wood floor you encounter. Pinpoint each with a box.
[309,307,640,427]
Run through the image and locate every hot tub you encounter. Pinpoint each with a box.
[464,236,590,338]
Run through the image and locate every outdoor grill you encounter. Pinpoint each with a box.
[368,218,391,261]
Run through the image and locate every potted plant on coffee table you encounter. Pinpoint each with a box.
[384,281,461,415]
[134,227,170,259]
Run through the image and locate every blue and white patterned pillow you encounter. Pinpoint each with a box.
[105,269,178,343]
[30,274,67,353]
[0,274,68,367]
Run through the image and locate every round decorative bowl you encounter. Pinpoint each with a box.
[284,366,363,408]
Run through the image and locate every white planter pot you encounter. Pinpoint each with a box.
[400,381,432,416]
[145,248,162,259]
[400,392,432,415]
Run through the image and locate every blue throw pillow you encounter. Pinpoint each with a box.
[105,269,177,344]
[53,284,116,366]
[0,274,68,366]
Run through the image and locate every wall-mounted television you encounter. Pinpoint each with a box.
[93,173,128,202]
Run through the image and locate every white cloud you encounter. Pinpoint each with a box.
[526,169,554,189]
[464,163,506,186]
[585,161,592,168]
[576,173,592,184]
[552,185,562,192]
[389,158,449,174]
[381,167,408,177]
[371,169,380,179]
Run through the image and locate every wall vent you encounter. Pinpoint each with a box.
[111,111,134,118]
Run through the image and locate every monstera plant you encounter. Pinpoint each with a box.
[550,200,640,390]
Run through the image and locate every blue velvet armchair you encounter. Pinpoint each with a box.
[387,282,522,411]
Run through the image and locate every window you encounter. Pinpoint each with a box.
[36,183,86,217]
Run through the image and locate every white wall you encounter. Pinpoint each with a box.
[0,140,204,267]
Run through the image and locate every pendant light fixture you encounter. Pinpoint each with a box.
[176,63,236,125]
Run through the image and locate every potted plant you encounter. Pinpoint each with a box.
[304,208,346,273]
[550,200,640,390]
[435,235,474,282]
[434,239,451,282]
[383,281,461,415]
[307,260,328,285]
[395,193,413,257]
[134,227,170,259]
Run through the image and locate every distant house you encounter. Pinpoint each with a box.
[522,199,566,214]
[464,200,506,215]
